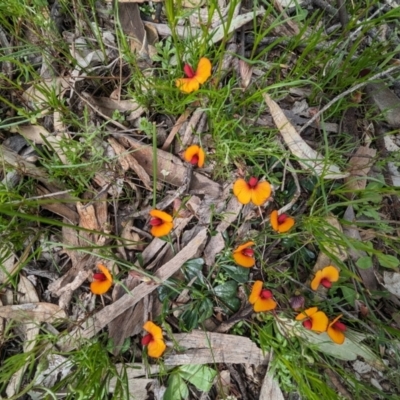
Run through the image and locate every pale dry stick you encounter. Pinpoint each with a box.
[298,65,400,135]
[162,109,191,151]
[7,189,73,204]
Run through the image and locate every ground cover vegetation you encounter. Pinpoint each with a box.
[0,0,400,398]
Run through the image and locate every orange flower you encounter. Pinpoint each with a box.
[233,177,271,206]
[176,57,212,93]
[270,210,295,233]
[249,280,277,312]
[149,210,173,237]
[295,307,329,333]
[233,241,256,268]
[183,145,205,168]
[90,264,113,295]
[327,315,346,344]
[142,321,166,358]
[311,266,339,291]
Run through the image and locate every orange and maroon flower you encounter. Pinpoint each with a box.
[270,210,295,233]
[327,315,346,344]
[311,266,339,291]
[295,307,329,333]
[233,241,256,268]
[142,321,166,358]
[183,145,205,168]
[90,264,113,295]
[249,280,277,312]
[233,177,271,206]
[176,57,212,93]
[149,210,173,237]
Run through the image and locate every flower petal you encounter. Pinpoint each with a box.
[149,210,173,223]
[233,252,255,267]
[184,145,200,163]
[250,181,271,206]
[197,147,205,168]
[143,321,164,340]
[310,311,329,332]
[151,222,173,237]
[254,298,277,312]
[90,279,112,295]
[97,264,112,283]
[329,314,343,328]
[147,338,166,358]
[176,77,200,93]
[270,210,279,232]
[311,270,323,291]
[327,326,345,344]
[249,280,263,305]
[195,57,212,84]
[234,241,255,254]
[295,307,318,321]
[233,179,252,204]
[321,266,339,283]
[277,217,295,233]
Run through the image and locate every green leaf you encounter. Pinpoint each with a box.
[213,281,238,301]
[377,253,400,269]
[181,308,199,331]
[183,258,205,284]
[221,264,250,283]
[179,365,217,392]
[356,256,373,269]
[164,374,188,400]
[341,286,356,307]
[197,298,213,323]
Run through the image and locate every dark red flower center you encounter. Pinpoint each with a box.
[303,319,312,330]
[141,333,153,346]
[332,321,346,331]
[150,217,163,226]
[93,273,107,281]
[190,154,199,165]
[320,278,332,288]
[260,289,273,299]
[247,176,258,188]
[241,248,254,257]
[184,64,196,78]
[277,214,287,224]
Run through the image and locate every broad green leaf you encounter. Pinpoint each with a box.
[221,264,250,283]
[213,281,238,300]
[197,298,213,323]
[179,365,217,392]
[180,308,199,331]
[356,256,373,269]
[341,286,356,306]
[183,258,205,284]
[164,374,188,400]
[377,253,399,269]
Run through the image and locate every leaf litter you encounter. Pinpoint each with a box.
[0,0,400,399]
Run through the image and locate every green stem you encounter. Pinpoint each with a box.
[152,122,158,208]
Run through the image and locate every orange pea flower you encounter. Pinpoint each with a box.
[270,210,295,233]
[183,145,205,168]
[233,241,255,268]
[176,57,212,93]
[233,177,271,206]
[249,280,277,312]
[149,210,173,237]
[327,315,346,344]
[90,264,113,295]
[295,307,329,333]
[311,266,339,291]
[142,321,166,358]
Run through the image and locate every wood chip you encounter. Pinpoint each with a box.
[165,331,267,366]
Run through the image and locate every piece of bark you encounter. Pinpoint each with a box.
[0,302,67,323]
[58,228,208,351]
[165,331,267,366]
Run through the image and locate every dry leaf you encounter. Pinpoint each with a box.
[0,245,16,284]
[260,373,285,400]
[0,303,67,323]
[344,146,377,197]
[263,93,349,179]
